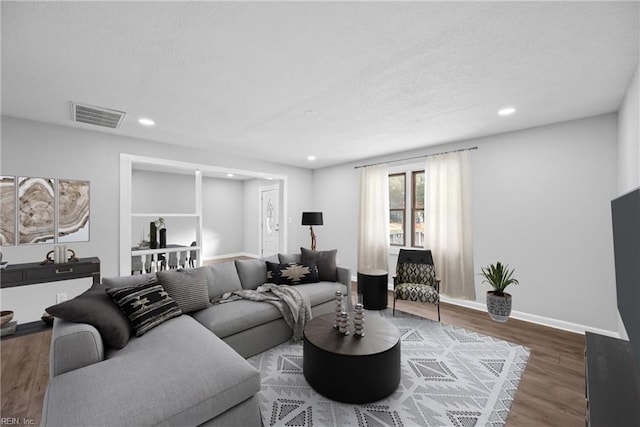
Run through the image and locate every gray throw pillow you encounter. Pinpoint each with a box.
[102,273,156,288]
[106,282,182,337]
[46,283,132,349]
[156,268,211,313]
[262,254,279,263]
[203,263,242,300]
[301,247,338,282]
[235,258,267,290]
[278,253,301,264]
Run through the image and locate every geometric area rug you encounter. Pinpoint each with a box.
[247,309,530,427]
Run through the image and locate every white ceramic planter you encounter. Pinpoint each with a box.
[486,291,512,323]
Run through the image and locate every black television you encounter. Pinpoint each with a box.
[611,187,640,366]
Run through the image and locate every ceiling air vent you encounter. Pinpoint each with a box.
[71,102,126,129]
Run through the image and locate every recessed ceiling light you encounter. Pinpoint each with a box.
[307,155,316,161]
[138,117,155,126]
[498,107,516,116]
[227,173,234,177]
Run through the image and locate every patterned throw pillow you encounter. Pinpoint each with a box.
[156,268,210,313]
[266,261,319,285]
[106,282,182,337]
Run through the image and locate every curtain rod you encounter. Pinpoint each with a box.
[354,146,478,169]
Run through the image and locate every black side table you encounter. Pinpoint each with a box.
[357,269,389,310]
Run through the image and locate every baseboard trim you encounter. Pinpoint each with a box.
[438,295,620,338]
[362,276,621,338]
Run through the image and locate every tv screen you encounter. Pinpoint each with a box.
[611,188,640,366]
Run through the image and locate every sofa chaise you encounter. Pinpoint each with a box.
[41,250,351,427]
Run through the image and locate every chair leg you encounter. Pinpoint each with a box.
[393,295,396,316]
[437,301,441,322]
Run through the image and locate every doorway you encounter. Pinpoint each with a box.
[260,185,280,258]
[120,154,288,275]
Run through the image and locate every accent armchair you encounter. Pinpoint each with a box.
[393,249,441,321]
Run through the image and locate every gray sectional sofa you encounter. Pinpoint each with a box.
[41,252,352,427]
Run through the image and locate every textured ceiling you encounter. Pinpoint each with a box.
[1,1,639,169]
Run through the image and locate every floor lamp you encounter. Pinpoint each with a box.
[302,212,323,251]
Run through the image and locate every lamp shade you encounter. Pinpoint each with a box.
[301,212,323,226]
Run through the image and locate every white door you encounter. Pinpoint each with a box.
[261,188,280,258]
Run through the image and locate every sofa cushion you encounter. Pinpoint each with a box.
[234,259,267,290]
[46,283,132,349]
[106,282,182,337]
[193,281,347,339]
[102,272,156,288]
[292,281,347,307]
[157,268,211,313]
[278,253,301,264]
[42,316,261,427]
[192,300,282,338]
[266,261,319,285]
[203,263,243,300]
[301,247,338,282]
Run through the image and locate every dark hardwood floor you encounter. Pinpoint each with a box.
[0,288,585,426]
[375,290,586,427]
[1,329,51,426]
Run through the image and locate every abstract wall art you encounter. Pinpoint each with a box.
[0,176,16,246]
[3,176,90,245]
[18,177,55,244]
[58,179,90,242]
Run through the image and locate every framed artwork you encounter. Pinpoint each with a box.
[58,179,90,242]
[18,177,55,244]
[0,176,16,246]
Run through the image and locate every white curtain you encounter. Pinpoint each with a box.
[358,164,390,273]
[424,151,475,299]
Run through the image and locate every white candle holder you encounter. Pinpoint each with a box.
[334,290,343,329]
[339,311,350,336]
[354,303,365,337]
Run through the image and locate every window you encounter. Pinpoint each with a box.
[389,170,424,247]
[389,173,405,246]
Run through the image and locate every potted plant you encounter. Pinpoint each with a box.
[155,217,165,229]
[480,262,519,323]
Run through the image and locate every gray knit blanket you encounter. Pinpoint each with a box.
[213,283,312,341]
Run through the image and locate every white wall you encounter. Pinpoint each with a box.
[202,176,244,258]
[618,62,640,192]
[0,116,312,323]
[131,169,199,249]
[615,61,639,339]
[0,112,623,331]
[313,114,619,334]
[132,169,197,214]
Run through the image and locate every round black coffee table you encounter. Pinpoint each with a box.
[303,312,401,404]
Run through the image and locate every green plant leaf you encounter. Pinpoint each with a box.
[479,262,519,293]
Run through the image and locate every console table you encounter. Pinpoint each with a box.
[1,257,101,339]
[585,332,640,426]
[1,257,101,288]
